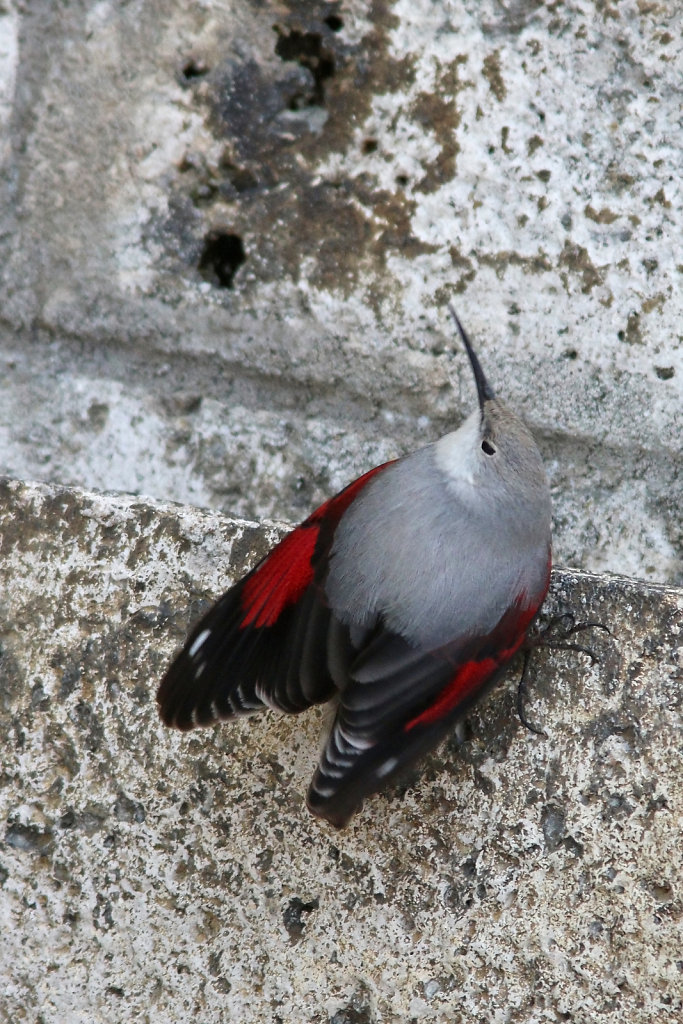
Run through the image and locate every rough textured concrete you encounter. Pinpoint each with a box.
[0,1,681,584]
[0,479,681,1023]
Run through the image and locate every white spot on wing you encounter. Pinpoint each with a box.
[337,723,373,750]
[376,757,398,778]
[188,628,211,658]
[312,784,336,798]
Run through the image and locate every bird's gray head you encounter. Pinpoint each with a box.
[435,310,550,525]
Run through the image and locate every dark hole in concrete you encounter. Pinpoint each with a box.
[283,896,319,943]
[395,174,409,187]
[361,138,378,154]
[227,166,258,193]
[198,232,246,288]
[460,856,477,877]
[563,348,578,360]
[181,58,208,83]
[274,28,335,107]
[655,365,674,380]
[324,14,343,32]
[330,1007,373,1024]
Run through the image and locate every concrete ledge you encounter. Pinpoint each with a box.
[0,479,681,1022]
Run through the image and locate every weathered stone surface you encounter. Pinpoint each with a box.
[0,1,681,583]
[0,479,681,1023]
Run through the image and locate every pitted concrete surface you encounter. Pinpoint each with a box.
[0,480,681,1023]
[0,1,680,584]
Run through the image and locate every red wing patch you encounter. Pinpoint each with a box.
[404,595,542,732]
[240,461,394,630]
[240,462,394,630]
[405,656,498,731]
[241,524,319,628]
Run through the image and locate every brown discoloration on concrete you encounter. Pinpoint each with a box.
[448,244,476,294]
[482,50,506,102]
[559,241,607,293]
[160,1,438,298]
[411,60,468,194]
[624,310,644,345]
[479,249,553,278]
[585,204,619,224]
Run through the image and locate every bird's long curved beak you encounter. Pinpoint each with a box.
[448,304,496,410]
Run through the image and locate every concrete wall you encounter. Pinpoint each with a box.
[0,2,681,1021]
[0,0,680,581]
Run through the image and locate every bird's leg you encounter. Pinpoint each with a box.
[516,649,547,737]
[516,614,611,735]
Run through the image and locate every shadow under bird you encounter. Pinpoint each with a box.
[157,311,552,827]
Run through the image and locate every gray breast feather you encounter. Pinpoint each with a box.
[325,447,550,650]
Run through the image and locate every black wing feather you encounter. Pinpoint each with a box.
[158,577,336,729]
[307,698,458,828]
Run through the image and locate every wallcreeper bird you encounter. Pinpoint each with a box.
[157,311,552,827]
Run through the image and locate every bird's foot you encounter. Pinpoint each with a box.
[516,614,611,736]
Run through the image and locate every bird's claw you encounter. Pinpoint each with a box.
[516,614,611,735]
[517,650,547,736]
[525,614,611,659]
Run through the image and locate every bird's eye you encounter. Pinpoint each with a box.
[481,440,496,456]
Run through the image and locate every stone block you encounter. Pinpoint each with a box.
[0,479,680,1022]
